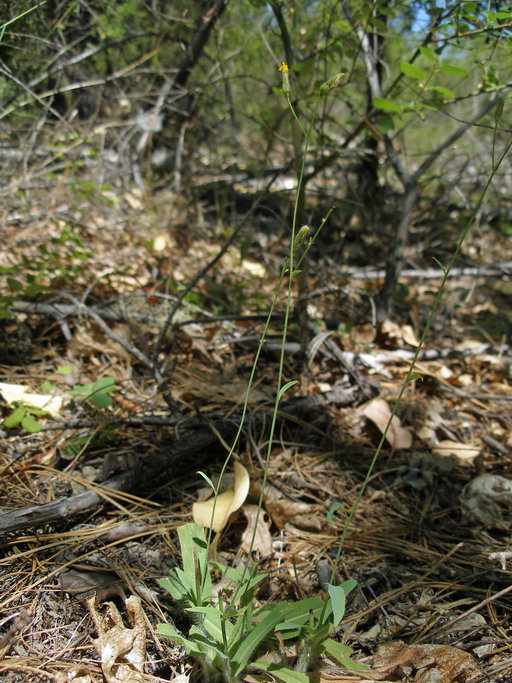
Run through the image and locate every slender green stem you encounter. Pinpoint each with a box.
[0,1,46,34]
[320,132,512,627]
[286,94,308,136]
[244,97,321,567]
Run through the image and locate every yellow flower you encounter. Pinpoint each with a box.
[279,62,291,95]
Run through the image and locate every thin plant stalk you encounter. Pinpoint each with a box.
[243,93,322,567]
[319,123,512,628]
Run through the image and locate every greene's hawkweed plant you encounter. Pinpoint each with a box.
[158,62,509,680]
[158,524,368,682]
[158,65,364,682]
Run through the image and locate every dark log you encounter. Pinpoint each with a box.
[0,420,237,536]
[0,386,359,536]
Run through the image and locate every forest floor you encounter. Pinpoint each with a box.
[1,163,512,682]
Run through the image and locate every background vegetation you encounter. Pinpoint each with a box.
[2,1,511,322]
[1,1,512,680]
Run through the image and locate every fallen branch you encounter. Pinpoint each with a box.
[344,260,512,280]
[0,386,359,536]
[0,420,237,536]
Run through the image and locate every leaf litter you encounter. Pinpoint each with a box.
[1,169,512,681]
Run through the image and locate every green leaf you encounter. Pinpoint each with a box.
[426,85,454,98]
[180,524,212,603]
[89,377,116,408]
[24,283,48,297]
[271,597,326,637]
[159,523,212,613]
[157,623,207,658]
[406,373,423,384]
[419,45,437,63]
[418,103,438,112]
[4,407,25,428]
[6,278,23,292]
[328,585,345,628]
[374,113,395,134]
[187,605,230,646]
[158,572,195,605]
[69,385,89,396]
[400,62,425,80]
[339,579,357,596]
[251,659,310,682]
[71,377,116,408]
[197,470,216,491]
[210,562,265,605]
[228,610,251,653]
[327,502,346,523]
[232,602,294,676]
[495,97,504,126]
[26,406,50,417]
[292,225,310,253]
[432,257,446,273]
[21,414,42,433]
[320,638,370,671]
[372,96,402,113]
[440,64,467,77]
[56,365,73,375]
[240,236,251,262]
[277,380,298,401]
[188,627,229,660]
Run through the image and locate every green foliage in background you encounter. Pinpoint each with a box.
[69,376,117,409]
[1,0,509,188]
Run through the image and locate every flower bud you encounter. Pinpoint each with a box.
[293,225,310,253]
[320,72,345,96]
[279,61,291,96]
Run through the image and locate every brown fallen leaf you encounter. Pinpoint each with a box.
[381,319,419,347]
[251,481,322,531]
[373,640,479,681]
[240,504,273,556]
[432,439,480,464]
[363,399,412,450]
[60,568,126,603]
[462,473,512,527]
[87,595,146,683]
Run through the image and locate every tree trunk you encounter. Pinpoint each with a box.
[271,1,309,354]
[377,182,418,317]
[352,5,387,231]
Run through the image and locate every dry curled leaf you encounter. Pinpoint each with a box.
[240,504,273,556]
[363,399,412,450]
[54,666,96,683]
[87,595,146,682]
[432,439,480,464]
[192,461,250,532]
[373,640,478,681]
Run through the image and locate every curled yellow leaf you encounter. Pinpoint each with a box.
[192,462,250,532]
